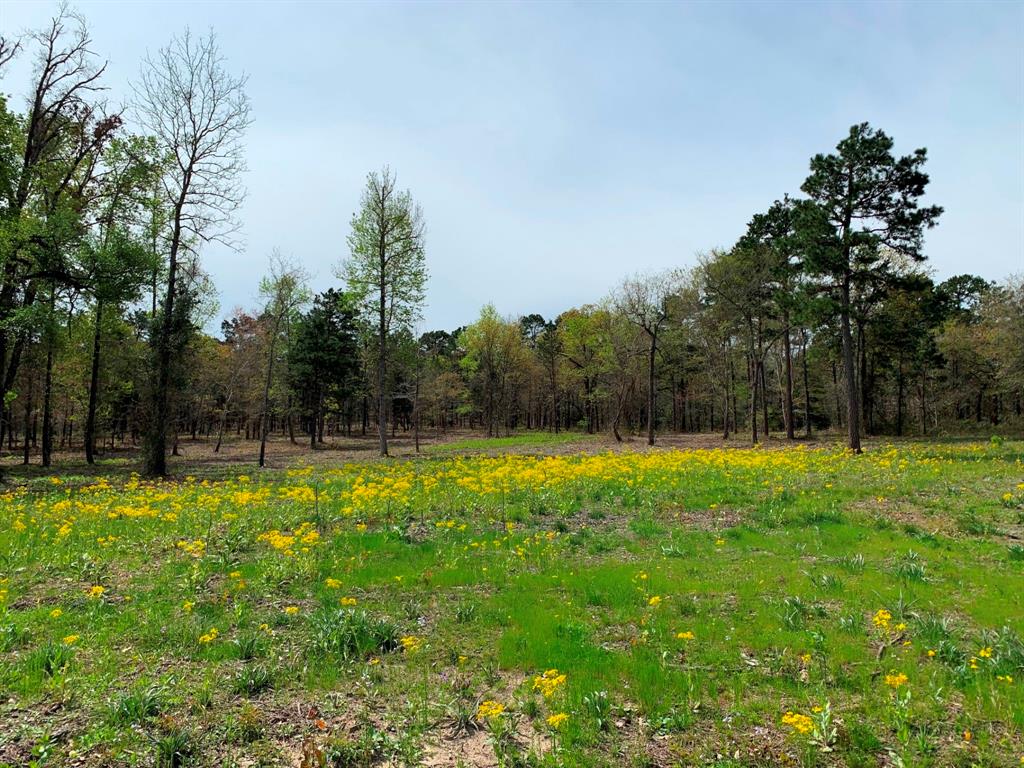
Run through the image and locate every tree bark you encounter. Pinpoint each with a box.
[749,354,758,446]
[258,313,281,468]
[782,317,795,439]
[84,298,103,464]
[22,374,33,465]
[646,331,656,446]
[377,239,388,457]
[840,270,862,452]
[145,186,188,477]
[801,329,812,439]
[41,287,56,467]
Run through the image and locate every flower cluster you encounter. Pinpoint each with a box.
[533,668,567,699]
[400,635,423,653]
[884,672,908,689]
[781,710,814,734]
[476,700,505,720]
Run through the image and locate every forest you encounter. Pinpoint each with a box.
[0,6,1021,476]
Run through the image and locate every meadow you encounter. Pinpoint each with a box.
[1,439,1023,768]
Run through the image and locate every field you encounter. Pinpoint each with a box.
[1,438,1023,768]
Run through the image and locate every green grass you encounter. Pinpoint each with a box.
[0,440,1022,767]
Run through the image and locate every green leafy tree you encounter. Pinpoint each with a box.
[460,304,530,437]
[342,167,427,456]
[256,252,309,467]
[798,122,942,452]
[82,136,162,463]
[289,289,360,448]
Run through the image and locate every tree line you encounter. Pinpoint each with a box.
[0,7,1020,475]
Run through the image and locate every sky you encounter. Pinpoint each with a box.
[2,1,1022,334]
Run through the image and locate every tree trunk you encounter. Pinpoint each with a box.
[413,376,421,453]
[646,332,656,446]
[259,314,282,468]
[840,271,861,452]
[84,298,104,464]
[749,355,758,446]
[41,287,56,467]
[801,329,812,439]
[782,318,795,439]
[377,257,388,457]
[550,363,559,434]
[145,189,188,477]
[22,374,33,465]
[759,358,769,439]
[728,350,737,439]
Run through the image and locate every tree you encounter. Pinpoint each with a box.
[214,310,261,452]
[615,270,684,445]
[535,320,562,433]
[558,307,606,434]
[342,167,427,457]
[594,304,645,442]
[700,249,775,445]
[133,29,251,476]
[0,6,120,453]
[82,136,161,463]
[289,289,359,448]
[740,198,803,439]
[460,304,530,436]
[256,253,309,467]
[799,123,942,452]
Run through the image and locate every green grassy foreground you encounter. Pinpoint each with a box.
[1,440,1022,767]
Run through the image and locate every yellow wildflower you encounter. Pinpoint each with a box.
[781,711,813,734]
[400,635,423,653]
[546,712,569,729]
[477,700,505,720]
[533,668,567,698]
[884,672,908,689]
[198,628,219,644]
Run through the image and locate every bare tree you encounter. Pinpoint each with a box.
[0,34,22,74]
[133,28,251,476]
[615,270,684,445]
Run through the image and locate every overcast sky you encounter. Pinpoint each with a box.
[2,1,1022,333]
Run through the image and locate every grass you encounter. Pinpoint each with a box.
[0,440,1022,767]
